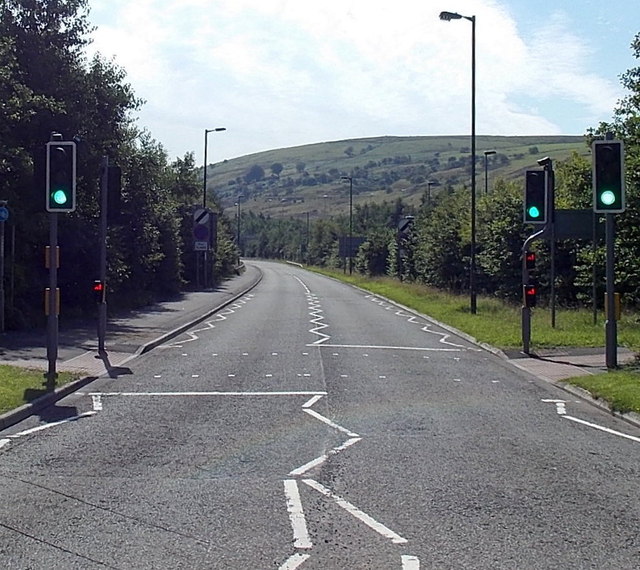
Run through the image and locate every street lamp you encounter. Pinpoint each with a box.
[484,150,496,194]
[341,176,353,275]
[440,10,478,314]
[235,194,244,261]
[203,127,226,208]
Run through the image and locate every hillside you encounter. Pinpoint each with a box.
[205,135,587,221]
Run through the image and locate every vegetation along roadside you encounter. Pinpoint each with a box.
[312,268,640,416]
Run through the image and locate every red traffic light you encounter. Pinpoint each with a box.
[525,251,536,271]
[93,280,104,303]
[524,284,537,308]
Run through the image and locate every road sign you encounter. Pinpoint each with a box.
[0,207,8,222]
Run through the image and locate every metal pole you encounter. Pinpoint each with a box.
[46,213,58,386]
[549,167,556,328]
[470,15,477,315]
[605,214,617,368]
[349,177,353,275]
[592,211,598,325]
[98,157,109,354]
[202,131,209,289]
[0,208,5,334]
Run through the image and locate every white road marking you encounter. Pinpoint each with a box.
[86,391,328,398]
[91,394,103,411]
[0,439,11,449]
[5,411,97,440]
[315,343,462,352]
[303,408,359,437]
[402,554,420,569]
[303,479,408,545]
[278,553,311,570]
[302,395,324,408]
[563,415,640,443]
[284,480,312,549]
[289,437,362,477]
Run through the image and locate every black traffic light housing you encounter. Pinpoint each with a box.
[525,251,536,271]
[92,280,105,303]
[592,140,625,213]
[523,284,537,308]
[524,170,546,224]
[46,141,76,212]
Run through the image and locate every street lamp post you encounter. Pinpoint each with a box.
[440,10,478,314]
[341,176,353,275]
[203,127,226,208]
[235,194,244,263]
[484,150,496,194]
[201,127,226,289]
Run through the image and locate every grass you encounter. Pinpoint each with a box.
[314,270,640,351]
[0,366,79,416]
[312,268,640,415]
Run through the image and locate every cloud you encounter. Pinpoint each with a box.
[87,0,621,160]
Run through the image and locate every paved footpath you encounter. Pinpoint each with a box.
[0,261,636,429]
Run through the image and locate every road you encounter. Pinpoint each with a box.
[1,260,640,569]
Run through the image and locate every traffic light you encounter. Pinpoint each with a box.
[523,284,537,308]
[46,141,76,212]
[525,251,536,271]
[92,280,105,303]
[593,140,625,213]
[524,170,546,224]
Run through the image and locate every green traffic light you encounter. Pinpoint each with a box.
[600,190,616,206]
[52,189,68,205]
[527,206,541,219]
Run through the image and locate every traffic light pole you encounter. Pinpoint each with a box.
[46,213,58,387]
[521,227,547,354]
[98,156,109,354]
[605,214,617,368]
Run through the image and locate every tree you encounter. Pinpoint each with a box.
[245,164,265,184]
[270,162,284,177]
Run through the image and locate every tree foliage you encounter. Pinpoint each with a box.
[0,0,237,328]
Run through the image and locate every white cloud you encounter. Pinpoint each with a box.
[86,0,622,161]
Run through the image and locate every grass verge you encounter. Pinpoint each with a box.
[312,268,640,415]
[0,366,79,416]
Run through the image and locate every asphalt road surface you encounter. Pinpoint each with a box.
[2,260,640,569]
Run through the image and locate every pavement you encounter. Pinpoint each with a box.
[0,261,637,430]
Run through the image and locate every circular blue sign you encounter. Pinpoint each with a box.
[0,207,9,222]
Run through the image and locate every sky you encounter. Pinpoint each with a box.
[86,0,640,163]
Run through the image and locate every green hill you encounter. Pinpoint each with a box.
[205,135,587,220]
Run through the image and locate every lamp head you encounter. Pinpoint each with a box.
[439,11,462,21]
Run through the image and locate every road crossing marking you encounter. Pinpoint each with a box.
[316,343,462,352]
[278,553,311,570]
[283,480,312,549]
[302,479,408,545]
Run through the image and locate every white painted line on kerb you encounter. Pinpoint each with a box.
[303,408,359,437]
[278,553,310,570]
[283,480,312,549]
[303,479,408,545]
[563,415,640,443]
[289,437,362,477]
[402,554,420,569]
